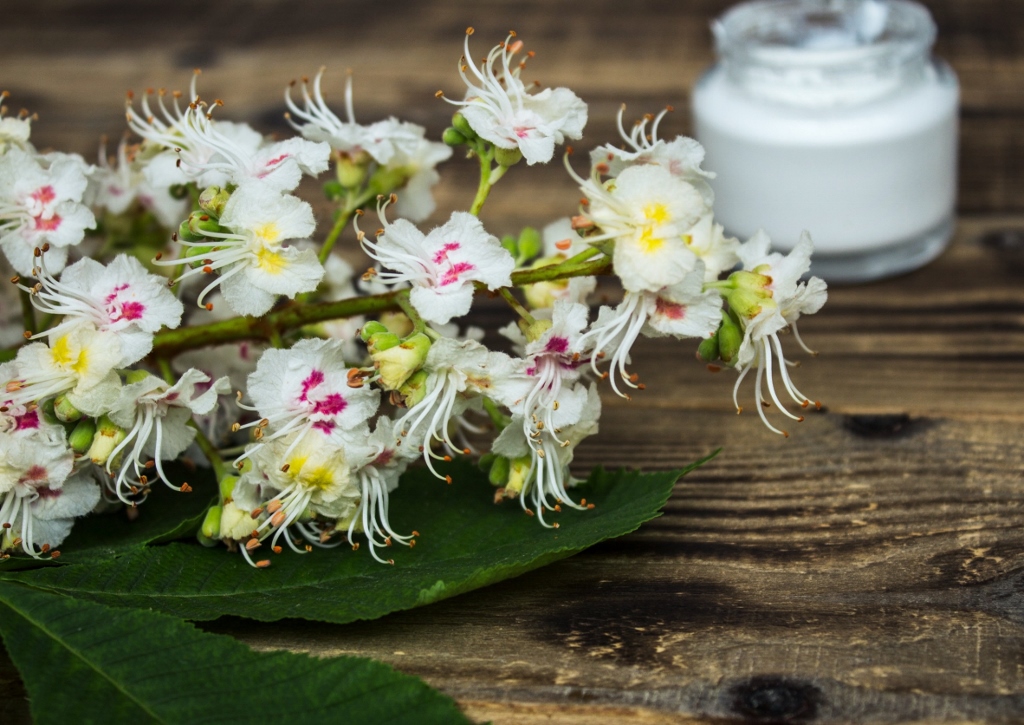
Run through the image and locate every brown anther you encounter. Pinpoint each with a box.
[304,544,313,553]
[50,550,61,559]
[40,543,50,553]
[42,243,50,252]
[629,373,639,383]
[1,523,9,529]
[231,422,241,432]
[202,265,213,274]
[595,162,610,174]
[385,536,393,547]
[570,215,593,230]
[347,377,365,389]
[272,545,282,554]
[409,540,416,549]
[199,214,210,221]
[525,508,535,517]
[466,26,475,35]
[587,503,595,510]
[580,197,590,207]
[761,401,771,408]
[33,247,41,258]
[245,538,261,551]
[255,559,271,568]
[319,532,332,544]
[418,445,424,452]
[258,418,270,428]
[797,416,805,423]
[352,542,361,551]
[280,463,290,473]
[180,483,193,493]
[129,485,139,494]
[253,428,264,441]
[139,475,149,485]
[600,372,609,380]
[443,455,452,462]
[638,384,647,390]
[783,431,790,438]
[814,400,822,410]
[554,504,562,512]
[22,331,31,339]
[462,448,471,455]
[555,238,572,251]
[737,407,744,415]
[204,302,214,311]
[707,364,722,373]
[9,275,18,284]
[553,522,560,529]
[346,367,362,380]
[565,145,574,155]
[445,475,453,484]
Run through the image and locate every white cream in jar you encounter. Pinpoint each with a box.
[692,0,959,282]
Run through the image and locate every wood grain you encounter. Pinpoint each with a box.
[2,2,1024,723]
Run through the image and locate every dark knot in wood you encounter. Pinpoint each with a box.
[728,676,822,723]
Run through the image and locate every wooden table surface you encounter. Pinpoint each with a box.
[3,2,1024,722]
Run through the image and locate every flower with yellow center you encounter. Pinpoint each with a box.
[566,162,708,293]
[155,183,324,316]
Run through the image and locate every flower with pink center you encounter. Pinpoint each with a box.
[578,264,722,398]
[0,148,95,275]
[19,253,183,367]
[359,201,514,325]
[88,137,188,228]
[239,338,379,460]
[442,30,587,165]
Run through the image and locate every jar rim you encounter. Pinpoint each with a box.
[714,0,936,71]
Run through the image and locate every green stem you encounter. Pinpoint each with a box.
[19,290,35,335]
[318,190,372,264]
[499,287,535,325]
[395,290,426,334]
[482,397,509,432]
[189,420,228,482]
[156,357,175,385]
[560,246,602,267]
[468,144,493,216]
[143,258,613,360]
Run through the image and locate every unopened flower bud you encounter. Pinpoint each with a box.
[218,474,239,501]
[451,112,476,140]
[198,505,223,546]
[336,150,371,189]
[494,146,523,167]
[374,333,431,390]
[727,288,772,321]
[367,331,401,354]
[488,455,511,487]
[718,312,743,365]
[369,165,412,196]
[396,369,429,408]
[442,127,467,146]
[187,211,226,238]
[87,415,127,466]
[696,330,720,363]
[197,186,231,218]
[359,321,390,342]
[68,418,97,454]
[53,394,82,423]
[219,500,259,540]
[177,218,204,243]
[516,227,542,263]
[503,455,532,495]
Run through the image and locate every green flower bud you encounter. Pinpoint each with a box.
[177,218,204,243]
[187,211,226,238]
[452,112,476,140]
[367,331,401,354]
[68,419,97,454]
[336,150,372,189]
[40,399,57,424]
[218,475,239,502]
[727,288,772,322]
[516,227,542,263]
[504,456,532,495]
[718,312,743,365]
[373,333,431,390]
[442,127,467,146]
[369,165,411,196]
[494,146,523,167]
[124,369,151,385]
[396,369,429,408]
[53,394,82,423]
[696,330,720,363]
[323,180,345,201]
[500,234,519,260]
[199,506,223,546]
[197,186,231,218]
[488,455,511,487]
[359,321,390,342]
[87,415,127,466]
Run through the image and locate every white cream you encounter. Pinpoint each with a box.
[692,0,959,282]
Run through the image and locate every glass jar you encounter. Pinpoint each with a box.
[692,0,959,283]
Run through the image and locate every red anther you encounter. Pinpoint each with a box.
[554,505,562,512]
[250,507,263,519]
[666,105,675,112]
[509,40,524,54]
[797,416,805,423]
[204,302,214,311]
[180,483,192,493]
[707,364,722,373]
[801,400,810,408]
[783,431,790,438]
[586,504,595,510]
[245,538,261,551]
[50,550,61,559]
[272,545,283,554]
[40,544,50,553]
[629,373,639,383]
[443,455,452,462]
[638,384,646,390]
[445,475,453,484]
[462,448,471,455]
[565,146,574,155]
[555,239,572,251]
[595,162,609,174]
[814,401,822,410]
[202,266,213,274]
[600,372,609,380]
[154,252,163,260]
[255,559,271,568]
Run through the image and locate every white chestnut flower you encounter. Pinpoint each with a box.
[89,137,188,228]
[358,200,514,325]
[156,183,325,316]
[0,148,96,275]
[443,30,587,165]
[19,253,183,367]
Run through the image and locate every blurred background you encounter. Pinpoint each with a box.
[5,0,1024,238]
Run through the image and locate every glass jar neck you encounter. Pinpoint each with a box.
[713,0,936,108]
